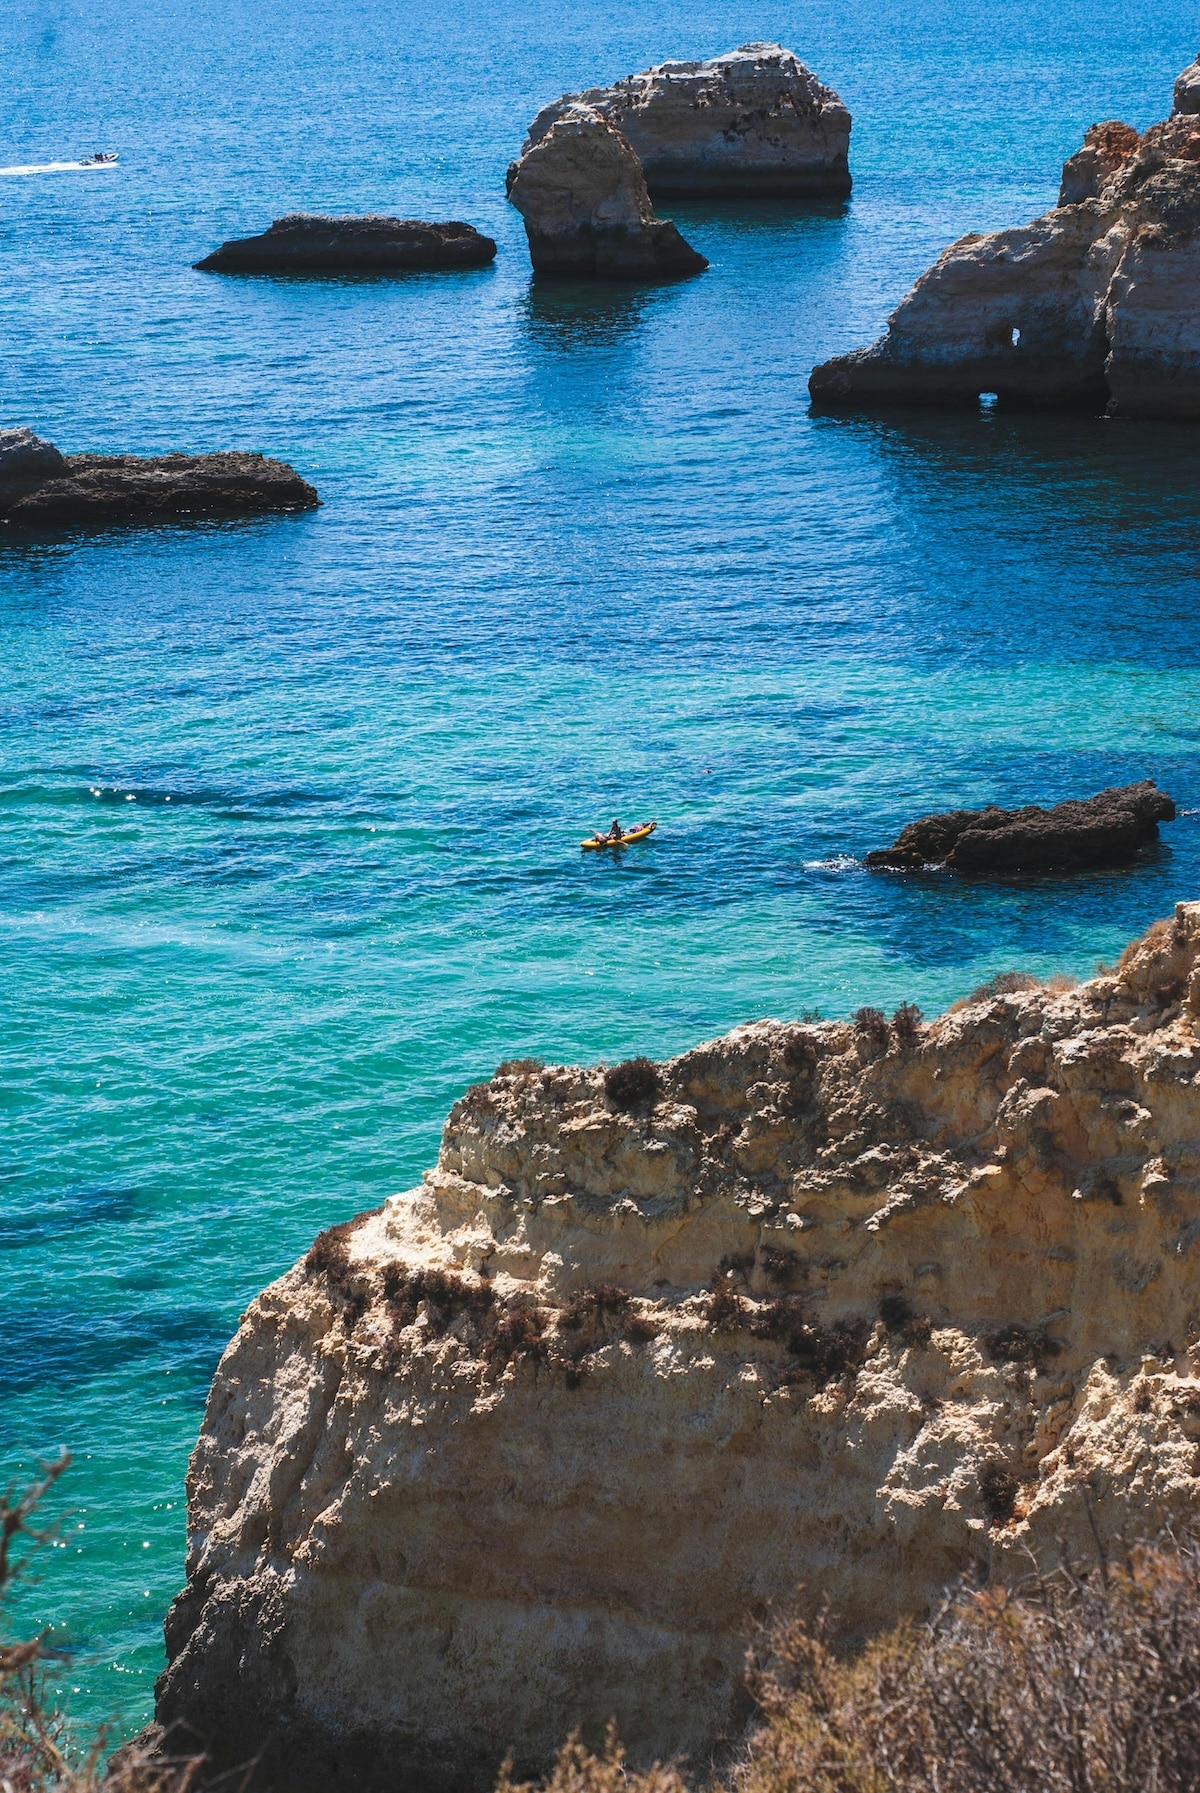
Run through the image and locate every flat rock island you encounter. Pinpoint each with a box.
[158,906,1200,1791]
[865,780,1176,874]
[0,429,319,522]
[517,44,851,198]
[809,60,1200,418]
[506,106,707,280]
[195,215,497,273]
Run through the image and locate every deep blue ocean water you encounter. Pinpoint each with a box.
[4,0,1200,1744]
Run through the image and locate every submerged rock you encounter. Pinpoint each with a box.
[516,43,851,199]
[809,62,1200,418]
[506,106,707,280]
[0,440,319,522]
[159,904,1200,1791]
[195,214,497,274]
[865,780,1175,874]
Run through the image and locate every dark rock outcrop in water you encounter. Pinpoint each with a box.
[506,106,707,280]
[865,781,1175,875]
[516,44,851,199]
[195,214,496,274]
[809,61,1200,418]
[0,432,319,523]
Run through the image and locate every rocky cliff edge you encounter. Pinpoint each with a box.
[158,905,1200,1790]
[810,61,1200,417]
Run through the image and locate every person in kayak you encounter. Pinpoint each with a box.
[608,818,623,841]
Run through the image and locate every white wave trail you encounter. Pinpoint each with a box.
[0,160,118,176]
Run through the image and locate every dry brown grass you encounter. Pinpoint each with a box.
[0,1458,206,1793]
[505,1540,1200,1793]
[498,1726,689,1793]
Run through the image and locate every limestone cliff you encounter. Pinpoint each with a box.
[516,44,851,200]
[810,63,1200,418]
[158,907,1200,1791]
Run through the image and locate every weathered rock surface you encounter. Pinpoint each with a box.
[160,905,1200,1791]
[506,106,707,280]
[809,63,1200,417]
[1058,120,1141,205]
[0,441,319,523]
[195,215,497,274]
[865,780,1176,874]
[516,43,851,200]
[0,426,67,478]
[1175,55,1200,116]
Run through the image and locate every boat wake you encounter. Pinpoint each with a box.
[0,158,118,176]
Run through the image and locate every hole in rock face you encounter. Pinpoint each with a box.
[1011,326,1021,346]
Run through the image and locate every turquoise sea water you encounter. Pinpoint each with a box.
[4,0,1200,1745]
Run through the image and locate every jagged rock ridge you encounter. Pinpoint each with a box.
[516,44,851,199]
[810,59,1200,418]
[158,906,1200,1791]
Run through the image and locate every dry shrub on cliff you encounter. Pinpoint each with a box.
[977,1460,1020,1525]
[780,1318,870,1384]
[499,1727,688,1793]
[985,1321,1061,1368]
[705,1273,746,1330]
[501,1542,1200,1793]
[484,1301,548,1371]
[890,1003,923,1047]
[878,1295,933,1349]
[780,1031,818,1077]
[758,1247,799,1288]
[384,1265,496,1337]
[852,1008,889,1048]
[734,1539,1200,1793]
[604,1058,661,1112]
[305,1215,377,1327]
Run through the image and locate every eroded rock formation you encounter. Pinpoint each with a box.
[195,215,496,274]
[159,906,1200,1791]
[516,44,851,199]
[0,436,318,522]
[865,780,1176,874]
[809,61,1200,417]
[506,106,707,280]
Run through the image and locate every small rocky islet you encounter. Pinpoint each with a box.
[0,428,318,523]
[506,43,851,281]
[195,214,497,273]
[866,780,1177,875]
[517,42,852,200]
[810,58,1200,418]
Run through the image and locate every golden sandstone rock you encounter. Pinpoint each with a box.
[158,905,1200,1791]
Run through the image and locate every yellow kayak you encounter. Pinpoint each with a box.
[581,820,658,851]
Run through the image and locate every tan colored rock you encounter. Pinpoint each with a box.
[158,906,1200,1791]
[517,43,851,199]
[810,63,1200,418]
[1058,120,1141,205]
[505,105,707,281]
